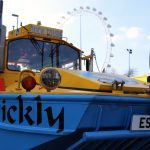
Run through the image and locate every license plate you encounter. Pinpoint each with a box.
[131,115,150,130]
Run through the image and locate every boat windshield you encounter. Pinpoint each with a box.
[7,38,81,72]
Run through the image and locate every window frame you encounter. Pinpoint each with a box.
[7,38,81,71]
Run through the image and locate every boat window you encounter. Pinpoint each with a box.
[59,44,80,70]
[7,38,80,72]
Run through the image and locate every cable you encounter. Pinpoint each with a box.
[93,50,101,73]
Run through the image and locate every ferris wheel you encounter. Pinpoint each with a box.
[56,6,115,72]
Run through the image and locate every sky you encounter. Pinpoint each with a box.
[2,0,150,76]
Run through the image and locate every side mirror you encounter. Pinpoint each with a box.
[82,57,93,72]
[81,48,94,72]
[86,59,90,71]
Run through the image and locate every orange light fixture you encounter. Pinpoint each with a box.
[21,76,36,91]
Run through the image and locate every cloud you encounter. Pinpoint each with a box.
[112,26,144,43]
[147,34,150,40]
[119,27,143,39]
[112,34,123,42]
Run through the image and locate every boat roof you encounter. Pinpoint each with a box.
[8,24,63,40]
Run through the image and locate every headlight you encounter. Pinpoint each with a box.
[40,68,61,90]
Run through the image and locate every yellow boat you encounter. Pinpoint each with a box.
[0,1,150,149]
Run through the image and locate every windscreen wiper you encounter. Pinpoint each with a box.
[30,38,43,54]
[30,38,45,68]
[49,43,60,67]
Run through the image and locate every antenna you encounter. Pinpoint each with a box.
[12,14,19,29]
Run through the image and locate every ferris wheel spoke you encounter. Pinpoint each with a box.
[56,6,115,72]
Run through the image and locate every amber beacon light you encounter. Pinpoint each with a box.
[40,68,61,91]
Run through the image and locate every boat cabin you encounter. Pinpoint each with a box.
[2,24,83,72]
